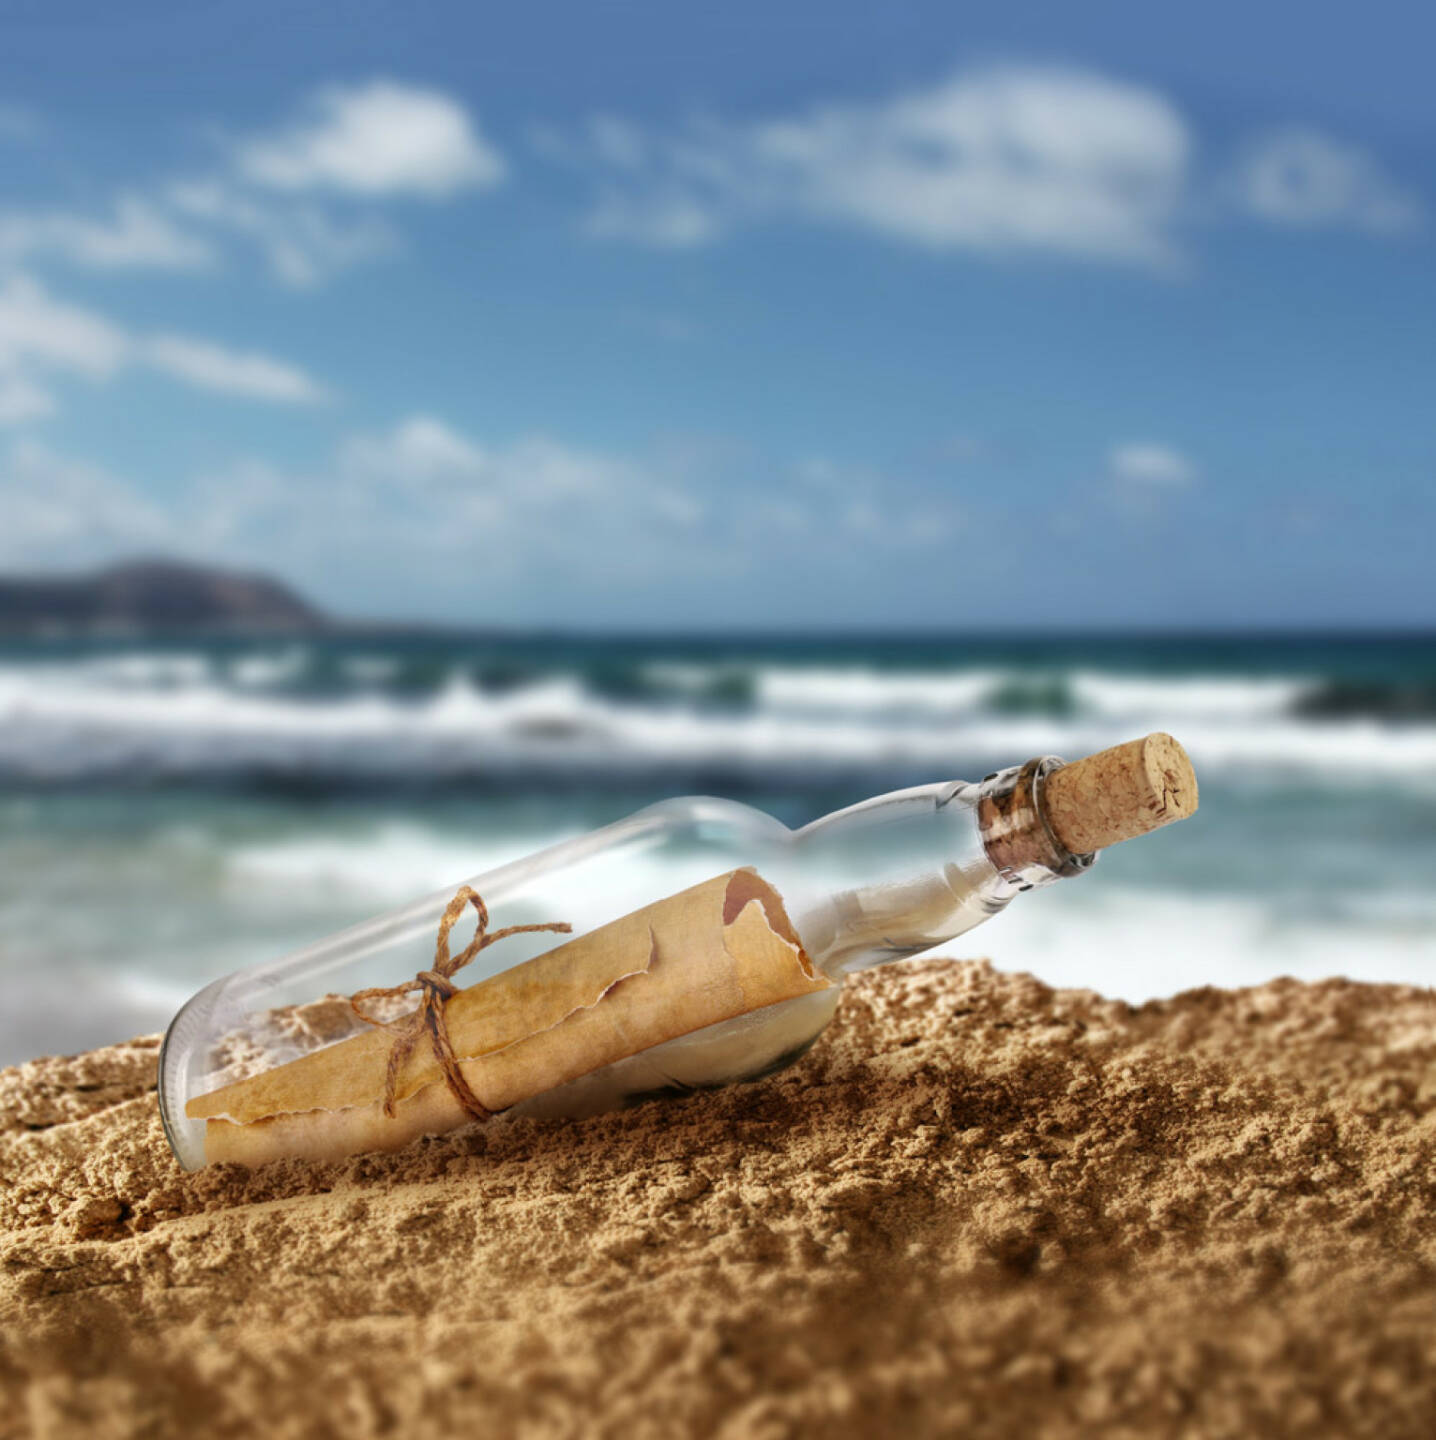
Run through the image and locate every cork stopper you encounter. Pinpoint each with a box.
[1042,732,1197,855]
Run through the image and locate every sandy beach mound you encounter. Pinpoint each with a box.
[2,959,1435,1439]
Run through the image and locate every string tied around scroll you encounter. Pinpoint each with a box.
[350,888,572,1121]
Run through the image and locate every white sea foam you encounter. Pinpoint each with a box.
[1065,670,1315,721]
[227,646,311,690]
[0,655,1429,784]
[70,651,215,689]
[0,966,193,1064]
[750,665,1004,716]
[708,662,1315,722]
[226,823,574,903]
[2,644,1429,1067]
[987,884,1436,1001]
[3,797,1430,1065]
[7,879,1425,1067]
[221,829,1436,1021]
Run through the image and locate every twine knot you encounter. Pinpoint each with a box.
[350,887,571,1122]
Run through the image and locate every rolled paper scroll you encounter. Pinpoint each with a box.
[188,868,831,1167]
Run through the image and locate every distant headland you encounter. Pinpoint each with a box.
[0,559,326,633]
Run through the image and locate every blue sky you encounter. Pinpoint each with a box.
[1,0,1432,628]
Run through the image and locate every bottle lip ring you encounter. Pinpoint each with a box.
[977,756,1096,887]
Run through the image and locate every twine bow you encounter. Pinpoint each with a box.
[350,887,571,1121]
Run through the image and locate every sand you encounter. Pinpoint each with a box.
[2,958,1435,1439]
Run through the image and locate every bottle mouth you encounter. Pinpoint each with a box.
[977,756,1096,888]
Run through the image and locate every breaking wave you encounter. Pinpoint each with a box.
[0,638,1434,787]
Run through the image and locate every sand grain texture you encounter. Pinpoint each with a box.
[3,959,1436,1439]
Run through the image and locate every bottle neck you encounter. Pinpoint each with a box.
[788,757,1094,976]
[976,757,1097,890]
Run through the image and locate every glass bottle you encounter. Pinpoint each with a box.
[159,733,1195,1169]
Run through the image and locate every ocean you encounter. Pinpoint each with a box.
[2,629,1434,1065]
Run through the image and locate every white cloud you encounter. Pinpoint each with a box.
[589,115,648,171]
[166,179,394,287]
[236,80,505,198]
[2,416,644,575]
[142,335,329,404]
[557,64,1193,266]
[1108,442,1197,486]
[0,374,55,424]
[0,418,970,618]
[187,421,954,603]
[170,414,713,579]
[0,273,129,379]
[0,272,329,421]
[342,413,489,486]
[117,413,721,617]
[1231,129,1424,235]
[0,80,495,288]
[0,195,213,270]
[555,65,1430,265]
[0,273,127,418]
[791,455,962,548]
[588,191,722,248]
[336,415,692,538]
[0,438,169,565]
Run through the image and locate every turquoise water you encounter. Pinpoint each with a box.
[2,630,1434,1062]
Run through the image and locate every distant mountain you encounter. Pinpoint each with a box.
[0,559,326,633]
